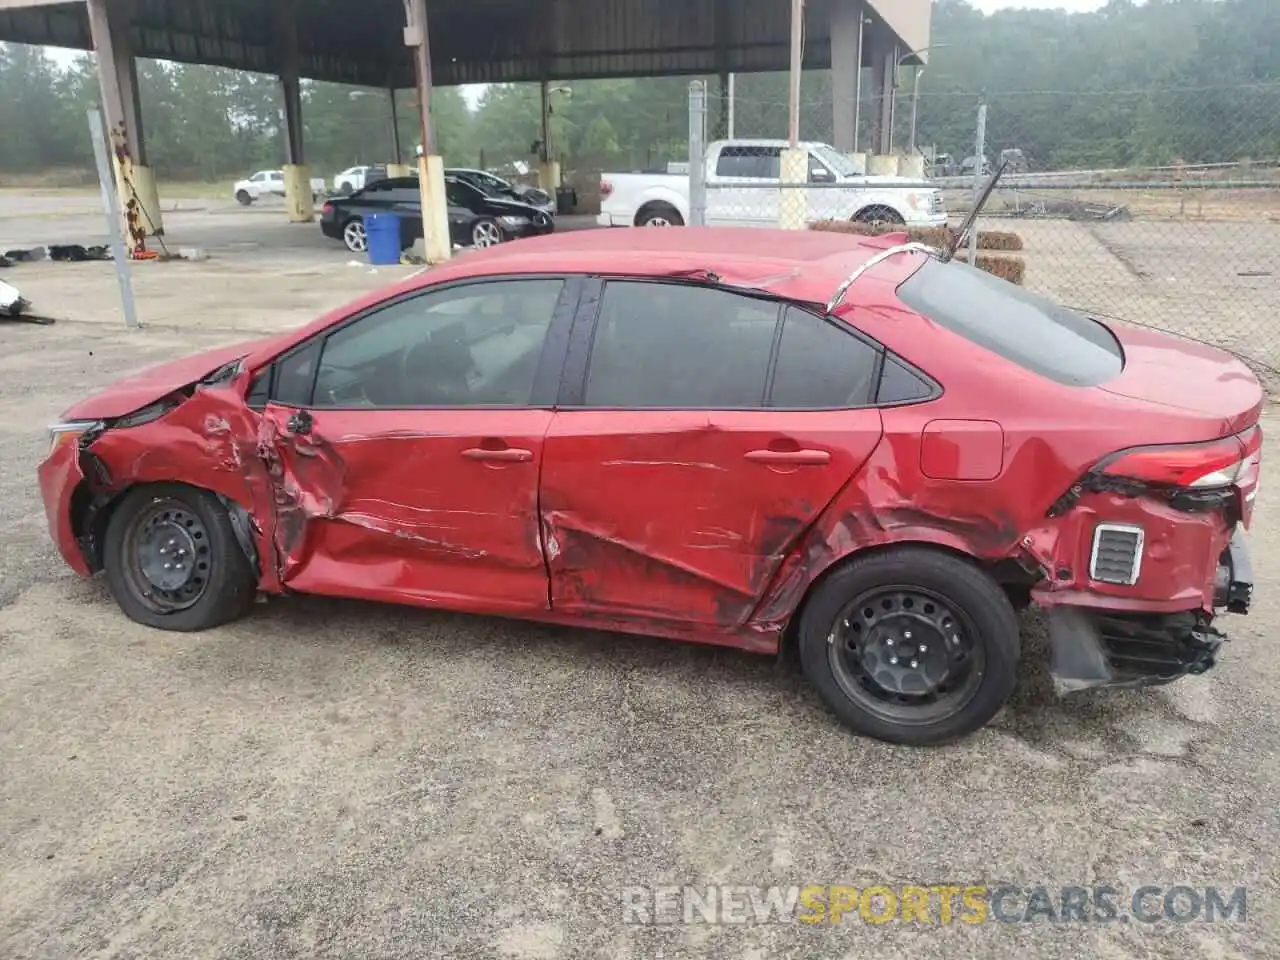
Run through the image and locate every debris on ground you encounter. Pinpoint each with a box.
[1004,194,1131,221]
[3,244,113,263]
[0,278,53,324]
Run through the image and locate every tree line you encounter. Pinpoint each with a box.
[0,0,1276,183]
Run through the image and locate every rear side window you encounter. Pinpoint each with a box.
[897,259,1123,386]
[769,307,881,408]
[715,147,781,179]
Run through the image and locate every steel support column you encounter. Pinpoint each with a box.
[830,0,861,154]
[86,0,160,247]
[406,0,451,262]
[277,1,312,222]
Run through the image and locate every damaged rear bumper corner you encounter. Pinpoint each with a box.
[1046,606,1224,695]
[1047,527,1252,694]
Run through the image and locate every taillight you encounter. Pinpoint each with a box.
[322,202,333,215]
[600,179,613,198]
[1097,425,1261,491]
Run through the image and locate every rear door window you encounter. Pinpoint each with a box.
[582,281,779,408]
[897,259,1123,386]
[769,307,882,408]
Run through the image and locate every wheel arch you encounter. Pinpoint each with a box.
[71,478,260,580]
[765,534,1033,665]
[634,191,688,225]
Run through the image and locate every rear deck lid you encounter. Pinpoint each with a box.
[1098,321,1262,436]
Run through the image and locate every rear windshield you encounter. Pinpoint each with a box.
[897,259,1124,386]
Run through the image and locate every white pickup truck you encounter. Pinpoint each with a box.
[233,170,327,206]
[598,139,947,229]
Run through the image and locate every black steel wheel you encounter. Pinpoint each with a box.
[120,499,213,613]
[103,483,257,632]
[797,547,1019,745]
[828,587,984,724]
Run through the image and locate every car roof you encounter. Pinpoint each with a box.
[415,228,929,308]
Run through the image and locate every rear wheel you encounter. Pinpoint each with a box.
[235,189,252,206]
[797,547,1019,745]
[636,202,684,227]
[853,204,904,226]
[103,484,257,632]
[342,218,367,252]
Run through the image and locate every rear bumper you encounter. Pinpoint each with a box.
[1215,526,1253,614]
[1047,528,1252,693]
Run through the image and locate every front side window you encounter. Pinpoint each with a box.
[769,307,882,408]
[276,280,566,408]
[897,259,1123,386]
[583,282,780,408]
[250,172,266,182]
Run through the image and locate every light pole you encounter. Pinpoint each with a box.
[896,44,947,155]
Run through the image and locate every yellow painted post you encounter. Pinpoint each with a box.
[867,154,901,176]
[419,154,452,263]
[128,165,163,235]
[537,160,561,195]
[282,164,314,222]
[779,147,808,229]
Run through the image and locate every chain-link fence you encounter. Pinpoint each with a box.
[690,80,1280,379]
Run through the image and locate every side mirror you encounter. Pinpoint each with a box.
[810,167,832,182]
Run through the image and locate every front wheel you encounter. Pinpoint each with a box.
[342,219,367,252]
[102,484,257,632]
[797,547,1019,745]
[471,218,503,248]
[235,190,253,206]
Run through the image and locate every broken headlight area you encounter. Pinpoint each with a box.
[47,420,103,454]
[1047,605,1226,695]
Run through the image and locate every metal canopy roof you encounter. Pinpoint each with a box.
[0,0,927,88]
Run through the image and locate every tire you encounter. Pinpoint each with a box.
[102,483,257,632]
[342,218,367,253]
[235,190,253,206]
[853,204,905,226]
[339,183,354,196]
[635,202,684,227]
[797,547,1019,745]
[471,217,503,247]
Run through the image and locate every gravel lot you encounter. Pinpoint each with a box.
[1,199,1278,958]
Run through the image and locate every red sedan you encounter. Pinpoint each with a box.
[37,229,1261,744]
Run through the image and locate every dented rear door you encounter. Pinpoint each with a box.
[542,410,882,631]
[541,281,885,633]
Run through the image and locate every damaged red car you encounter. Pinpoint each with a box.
[37,229,1260,744]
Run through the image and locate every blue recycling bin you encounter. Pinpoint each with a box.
[365,213,402,265]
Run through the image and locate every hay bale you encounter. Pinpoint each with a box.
[809,219,1024,252]
[977,230,1024,251]
[956,253,1026,285]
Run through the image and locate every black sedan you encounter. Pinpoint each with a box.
[319,176,554,254]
